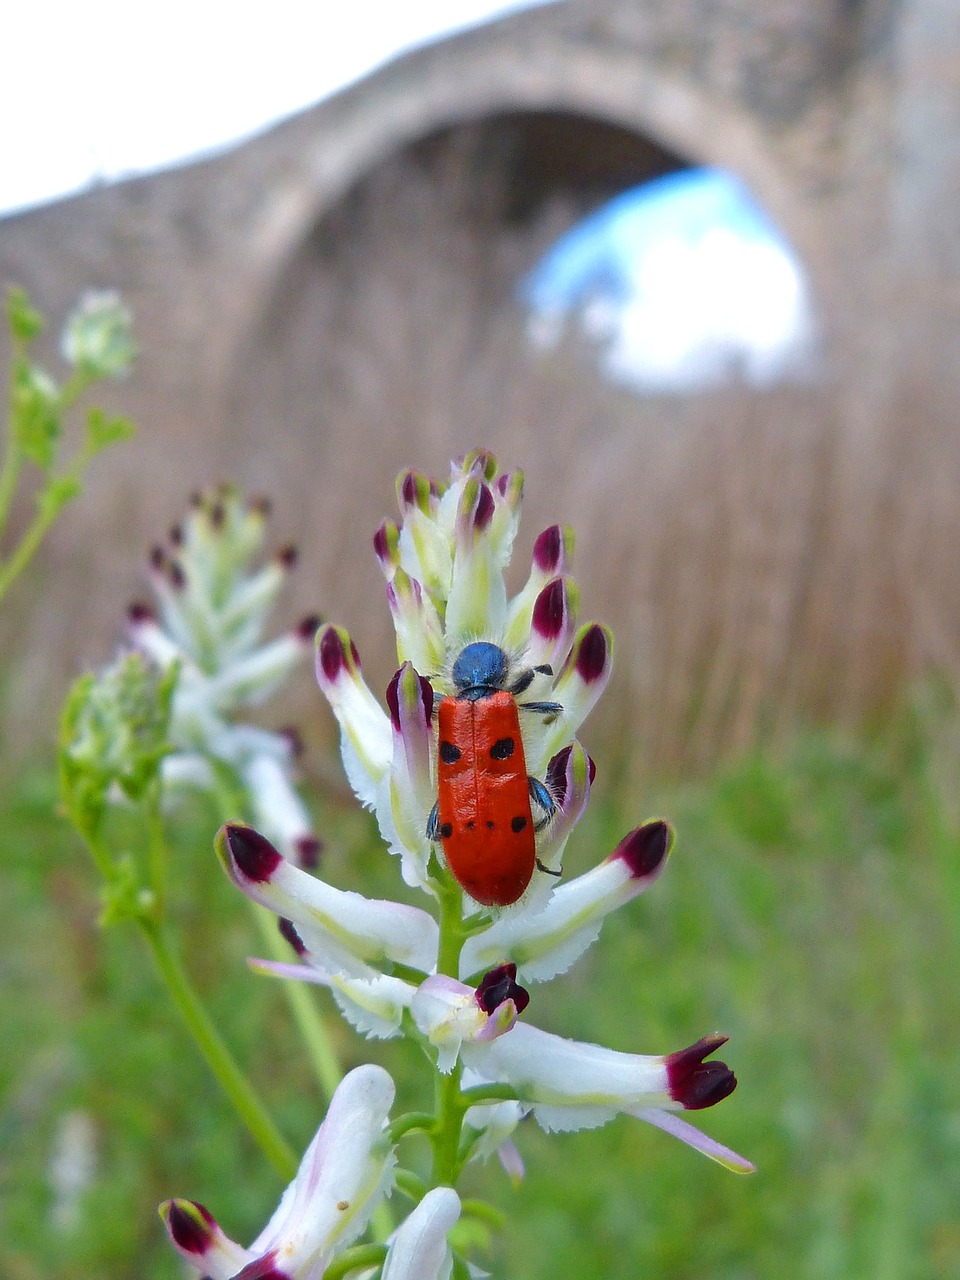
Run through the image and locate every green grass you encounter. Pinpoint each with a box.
[2,708,960,1279]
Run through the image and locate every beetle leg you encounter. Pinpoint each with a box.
[536,857,562,878]
[519,699,563,721]
[528,776,556,830]
[426,801,441,843]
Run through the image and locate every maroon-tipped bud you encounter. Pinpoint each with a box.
[295,615,323,644]
[545,746,596,808]
[293,835,323,870]
[126,601,156,626]
[277,544,298,570]
[168,523,184,547]
[532,525,563,573]
[532,578,567,641]
[224,824,282,883]
[666,1035,737,1111]
[385,665,434,732]
[575,624,609,683]
[613,821,672,879]
[473,482,495,531]
[475,962,530,1016]
[496,474,509,496]
[373,519,400,566]
[278,917,307,955]
[165,1200,216,1255]
[168,560,187,591]
[209,500,226,529]
[149,544,166,572]
[317,627,346,682]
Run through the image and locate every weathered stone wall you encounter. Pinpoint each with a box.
[1,0,957,777]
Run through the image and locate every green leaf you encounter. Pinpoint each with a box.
[86,406,137,452]
[11,358,62,468]
[6,285,44,343]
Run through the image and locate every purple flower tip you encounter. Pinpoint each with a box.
[545,747,596,808]
[296,615,323,644]
[224,824,283,883]
[532,578,567,641]
[474,482,495,531]
[533,525,563,572]
[294,835,323,869]
[149,545,166,572]
[209,500,226,529]
[165,1199,216,1254]
[277,544,298,569]
[385,665,434,731]
[666,1035,737,1111]
[168,560,187,592]
[126,601,155,626]
[317,627,346,682]
[475,963,530,1017]
[373,520,399,565]
[575,624,609,683]
[168,522,184,546]
[279,917,307,955]
[614,821,672,879]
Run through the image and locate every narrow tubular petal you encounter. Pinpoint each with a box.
[386,664,436,885]
[539,622,614,758]
[460,1022,674,1131]
[386,570,446,674]
[630,1108,756,1174]
[524,576,581,672]
[203,631,312,710]
[503,525,576,650]
[217,825,439,974]
[315,625,392,807]
[251,1064,397,1273]
[249,954,416,1040]
[465,820,672,982]
[381,1187,461,1280]
[445,477,509,642]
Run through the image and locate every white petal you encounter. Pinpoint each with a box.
[460,1021,670,1132]
[253,1064,397,1270]
[381,1187,461,1280]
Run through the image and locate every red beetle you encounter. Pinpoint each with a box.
[427,642,560,906]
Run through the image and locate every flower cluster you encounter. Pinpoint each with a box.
[220,451,751,1170]
[162,450,751,1279]
[127,484,322,866]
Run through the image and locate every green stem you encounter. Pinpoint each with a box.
[321,1243,387,1280]
[142,919,297,1180]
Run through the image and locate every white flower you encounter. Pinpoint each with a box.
[411,972,754,1174]
[160,1064,396,1280]
[127,486,322,866]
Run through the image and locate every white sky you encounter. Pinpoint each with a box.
[0,0,545,217]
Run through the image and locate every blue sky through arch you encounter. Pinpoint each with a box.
[520,167,817,394]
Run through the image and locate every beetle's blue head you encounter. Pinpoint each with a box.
[451,642,508,699]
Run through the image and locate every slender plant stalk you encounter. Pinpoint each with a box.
[142,918,297,1180]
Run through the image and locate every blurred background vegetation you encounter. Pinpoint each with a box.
[2,682,959,1278]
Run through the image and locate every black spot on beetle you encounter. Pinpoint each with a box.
[440,822,453,839]
[440,740,462,764]
[490,737,515,760]
[511,815,528,833]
